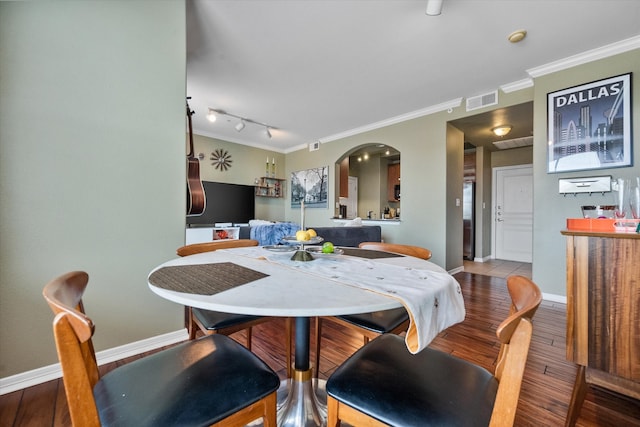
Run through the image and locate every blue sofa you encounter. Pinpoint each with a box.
[238,225,381,247]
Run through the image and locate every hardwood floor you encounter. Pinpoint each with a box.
[463,258,532,279]
[1,272,638,426]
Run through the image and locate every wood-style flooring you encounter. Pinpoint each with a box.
[1,272,639,426]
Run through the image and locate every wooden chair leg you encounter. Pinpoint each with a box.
[262,392,277,427]
[314,317,322,378]
[187,307,198,340]
[286,317,293,378]
[246,327,252,350]
[326,396,340,427]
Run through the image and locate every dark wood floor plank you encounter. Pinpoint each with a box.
[13,380,57,427]
[2,271,639,426]
[0,389,21,427]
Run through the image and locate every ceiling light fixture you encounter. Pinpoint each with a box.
[425,0,443,16]
[206,108,217,123]
[492,125,512,137]
[207,107,277,138]
[508,29,527,43]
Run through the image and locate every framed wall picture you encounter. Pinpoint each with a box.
[547,73,632,173]
[291,166,328,208]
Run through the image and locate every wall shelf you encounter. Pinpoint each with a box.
[255,177,285,198]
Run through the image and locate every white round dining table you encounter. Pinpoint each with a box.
[148,246,464,427]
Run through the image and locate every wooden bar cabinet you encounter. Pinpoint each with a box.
[561,230,640,426]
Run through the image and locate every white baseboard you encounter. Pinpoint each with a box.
[0,329,188,396]
[541,292,567,304]
[447,266,464,275]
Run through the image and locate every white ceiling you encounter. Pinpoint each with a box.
[186,0,640,153]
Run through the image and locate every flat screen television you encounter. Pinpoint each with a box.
[186,181,255,227]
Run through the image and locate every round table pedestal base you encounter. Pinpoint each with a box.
[276,370,327,427]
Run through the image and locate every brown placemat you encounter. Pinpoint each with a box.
[340,248,403,259]
[149,262,268,295]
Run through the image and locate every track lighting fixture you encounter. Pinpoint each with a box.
[206,107,276,138]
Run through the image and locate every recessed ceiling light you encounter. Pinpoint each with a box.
[508,29,527,43]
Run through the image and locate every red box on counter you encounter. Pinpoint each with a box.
[567,218,640,232]
[566,218,616,231]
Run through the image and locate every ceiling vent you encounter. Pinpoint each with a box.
[492,136,534,150]
[466,91,498,112]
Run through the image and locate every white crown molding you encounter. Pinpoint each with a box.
[284,141,311,154]
[527,35,640,78]
[500,78,534,93]
[321,98,464,144]
[0,329,187,396]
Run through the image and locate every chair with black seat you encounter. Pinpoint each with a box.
[43,271,280,427]
[177,239,293,377]
[325,274,542,427]
[313,242,432,378]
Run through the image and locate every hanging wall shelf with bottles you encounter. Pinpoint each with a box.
[255,177,285,198]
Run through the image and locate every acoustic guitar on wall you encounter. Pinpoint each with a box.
[186,98,206,216]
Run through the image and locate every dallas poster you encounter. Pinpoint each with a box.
[547,73,631,173]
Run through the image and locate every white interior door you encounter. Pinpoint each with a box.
[493,165,533,262]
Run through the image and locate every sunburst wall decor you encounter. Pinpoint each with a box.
[210,148,233,171]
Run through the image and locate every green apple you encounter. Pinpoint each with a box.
[322,242,334,253]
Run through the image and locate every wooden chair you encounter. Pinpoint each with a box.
[358,241,432,260]
[43,271,279,427]
[177,239,293,377]
[313,242,432,378]
[325,274,542,427]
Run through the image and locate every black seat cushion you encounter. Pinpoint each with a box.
[193,307,262,330]
[336,307,408,333]
[326,334,498,427]
[94,334,280,427]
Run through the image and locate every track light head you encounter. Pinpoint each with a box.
[235,120,245,132]
[265,127,272,138]
[206,108,217,123]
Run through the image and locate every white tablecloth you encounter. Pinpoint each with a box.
[227,246,465,353]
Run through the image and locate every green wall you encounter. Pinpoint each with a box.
[531,49,640,296]
[0,1,186,377]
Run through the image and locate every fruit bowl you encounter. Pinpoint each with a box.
[281,235,324,245]
[306,246,344,257]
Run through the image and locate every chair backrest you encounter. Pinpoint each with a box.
[489,275,542,427]
[43,271,101,427]
[176,239,259,256]
[358,241,432,260]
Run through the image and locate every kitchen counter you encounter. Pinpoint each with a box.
[331,218,401,225]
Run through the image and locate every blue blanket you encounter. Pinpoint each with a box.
[250,223,300,246]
